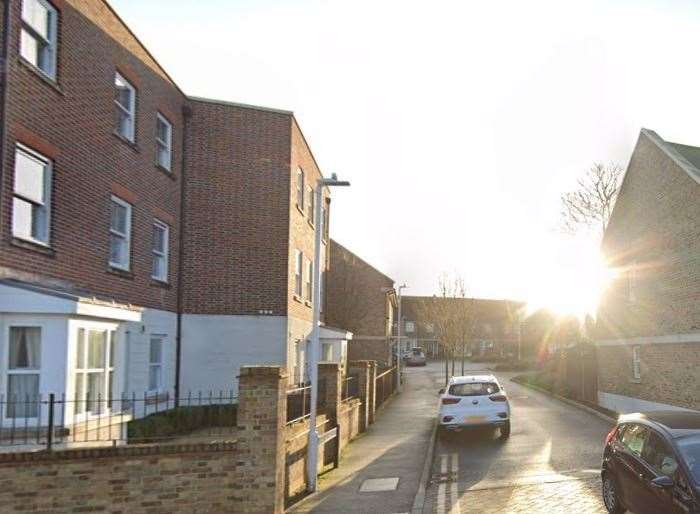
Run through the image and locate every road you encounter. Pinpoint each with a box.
[416,360,615,514]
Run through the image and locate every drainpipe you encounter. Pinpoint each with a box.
[174,102,192,405]
[0,0,13,227]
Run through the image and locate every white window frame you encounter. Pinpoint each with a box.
[148,336,165,394]
[73,326,116,418]
[296,167,304,211]
[294,250,303,297]
[405,321,415,333]
[321,343,333,362]
[12,144,52,246]
[5,325,42,421]
[114,72,136,142]
[307,186,315,224]
[304,258,313,302]
[151,219,169,282]
[109,195,132,271]
[632,345,641,380]
[20,0,58,79]
[155,113,172,171]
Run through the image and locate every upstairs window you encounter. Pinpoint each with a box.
[294,250,303,297]
[152,220,169,282]
[155,113,172,170]
[12,145,52,245]
[305,258,313,302]
[109,196,131,270]
[20,0,58,79]
[114,73,136,142]
[296,168,304,211]
[322,204,329,241]
[632,345,641,380]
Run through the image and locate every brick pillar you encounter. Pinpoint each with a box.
[349,360,372,432]
[367,360,377,425]
[318,362,341,424]
[237,366,288,514]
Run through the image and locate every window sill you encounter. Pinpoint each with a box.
[151,278,170,289]
[10,237,55,256]
[18,57,63,95]
[293,294,303,304]
[112,131,140,152]
[107,266,134,280]
[155,164,176,180]
[296,204,305,217]
[628,377,642,384]
[305,300,312,308]
[307,220,315,230]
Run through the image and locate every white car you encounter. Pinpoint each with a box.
[438,374,511,439]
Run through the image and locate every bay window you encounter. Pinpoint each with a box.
[74,328,115,415]
[7,327,41,418]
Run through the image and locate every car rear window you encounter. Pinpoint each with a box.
[677,434,700,485]
[448,382,499,396]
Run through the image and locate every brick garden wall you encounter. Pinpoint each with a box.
[338,398,362,451]
[284,415,331,501]
[0,442,242,514]
[598,343,700,411]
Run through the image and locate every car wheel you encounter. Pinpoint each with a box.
[602,473,624,514]
[499,421,511,440]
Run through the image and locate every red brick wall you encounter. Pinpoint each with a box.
[0,0,184,311]
[0,442,242,514]
[182,99,292,315]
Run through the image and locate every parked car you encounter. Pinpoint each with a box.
[405,348,426,366]
[437,374,510,439]
[601,411,700,514]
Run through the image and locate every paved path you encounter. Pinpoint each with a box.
[288,363,436,514]
[424,362,615,514]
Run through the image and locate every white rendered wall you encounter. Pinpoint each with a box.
[181,314,288,394]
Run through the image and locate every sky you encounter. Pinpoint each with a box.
[112,0,700,311]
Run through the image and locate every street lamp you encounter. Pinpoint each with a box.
[307,173,350,493]
[396,283,407,393]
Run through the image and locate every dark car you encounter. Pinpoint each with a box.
[601,411,700,514]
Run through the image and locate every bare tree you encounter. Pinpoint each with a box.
[560,163,623,238]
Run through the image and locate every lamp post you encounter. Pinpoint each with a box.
[307,173,350,493]
[396,283,407,393]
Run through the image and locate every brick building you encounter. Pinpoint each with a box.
[0,0,347,430]
[325,240,396,367]
[400,296,525,358]
[596,128,700,413]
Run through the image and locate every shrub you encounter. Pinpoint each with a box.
[127,404,237,443]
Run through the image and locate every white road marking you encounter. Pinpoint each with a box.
[449,453,459,514]
[437,454,447,514]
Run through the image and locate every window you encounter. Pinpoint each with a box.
[642,431,679,477]
[448,382,499,397]
[155,113,172,170]
[308,186,315,223]
[109,196,132,270]
[20,0,58,79]
[322,204,329,240]
[294,250,303,297]
[620,423,648,457]
[12,145,51,245]
[627,261,638,303]
[305,259,313,302]
[425,323,434,334]
[321,343,333,362]
[114,72,136,141]
[148,337,164,392]
[296,168,304,210]
[677,435,700,485]
[74,329,115,415]
[405,321,415,333]
[152,220,169,281]
[632,345,641,380]
[7,327,41,418]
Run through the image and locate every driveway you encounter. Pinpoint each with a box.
[424,361,614,513]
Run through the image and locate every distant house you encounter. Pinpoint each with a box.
[400,297,525,358]
[325,240,396,368]
[596,128,700,413]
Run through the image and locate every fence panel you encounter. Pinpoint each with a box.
[374,366,396,410]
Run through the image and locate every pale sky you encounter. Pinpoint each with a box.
[112,0,700,311]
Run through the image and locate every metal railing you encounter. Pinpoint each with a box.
[286,378,326,425]
[0,391,237,451]
[341,374,359,402]
[375,366,396,409]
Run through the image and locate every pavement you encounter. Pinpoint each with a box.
[287,363,437,514]
[289,361,617,514]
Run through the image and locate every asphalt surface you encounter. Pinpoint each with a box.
[424,360,615,513]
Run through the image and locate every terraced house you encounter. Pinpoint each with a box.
[0,0,347,429]
[596,128,700,414]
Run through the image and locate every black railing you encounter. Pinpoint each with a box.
[286,378,327,425]
[0,391,237,451]
[375,366,396,409]
[341,374,359,402]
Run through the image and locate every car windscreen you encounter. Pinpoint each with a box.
[448,382,499,396]
[677,434,700,485]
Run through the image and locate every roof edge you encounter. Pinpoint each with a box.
[187,96,293,116]
[640,128,700,186]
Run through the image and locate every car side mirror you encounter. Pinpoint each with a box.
[438,388,445,395]
[650,476,674,489]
